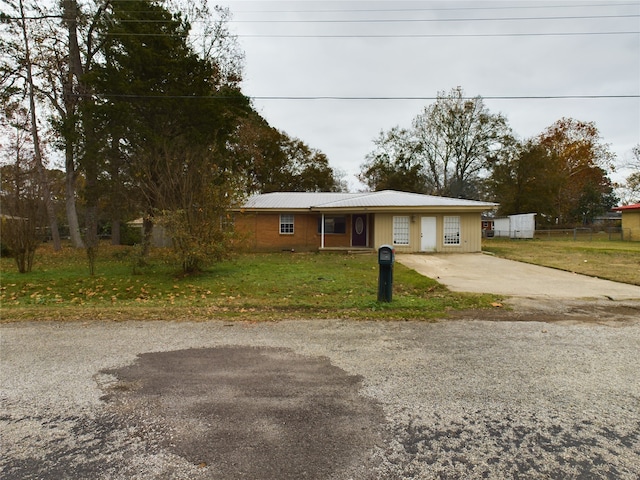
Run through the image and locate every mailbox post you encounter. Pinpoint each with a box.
[377,245,395,302]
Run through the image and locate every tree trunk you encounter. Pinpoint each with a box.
[59,0,85,249]
[111,219,121,245]
[19,0,61,251]
[141,216,154,257]
[65,143,84,248]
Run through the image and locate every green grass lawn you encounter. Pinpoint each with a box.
[0,243,497,322]
[482,237,640,286]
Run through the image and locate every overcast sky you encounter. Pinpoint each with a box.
[215,1,640,191]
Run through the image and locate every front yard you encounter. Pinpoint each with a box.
[0,243,496,322]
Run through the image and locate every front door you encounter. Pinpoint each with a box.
[420,216,437,251]
[352,214,367,247]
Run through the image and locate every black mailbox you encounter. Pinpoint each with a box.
[377,245,395,302]
[378,245,395,266]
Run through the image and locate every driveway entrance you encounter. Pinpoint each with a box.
[396,253,640,300]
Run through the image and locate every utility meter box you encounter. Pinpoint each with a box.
[378,245,395,266]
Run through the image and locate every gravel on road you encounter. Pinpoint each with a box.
[1,317,639,479]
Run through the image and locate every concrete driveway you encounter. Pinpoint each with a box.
[396,253,640,300]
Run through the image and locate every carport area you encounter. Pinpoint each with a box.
[396,253,640,300]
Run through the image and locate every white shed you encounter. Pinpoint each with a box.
[493,213,536,239]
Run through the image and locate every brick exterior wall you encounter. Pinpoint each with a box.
[235,213,353,251]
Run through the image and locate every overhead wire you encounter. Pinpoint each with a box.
[223,2,638,14]
[83,93,640,100]
[15,2,636,103]
[226,14,640,24]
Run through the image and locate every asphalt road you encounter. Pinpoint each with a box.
[2,317,639,479]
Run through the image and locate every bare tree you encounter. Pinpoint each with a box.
[0,0,62,250]
[0,107,45,272]
[1,0,86,247]
[618,145,640,204]
[411,87,513,198]
[360,87,514,199]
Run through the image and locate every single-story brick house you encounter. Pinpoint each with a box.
[612,203,640,241]
[233,190,497,253]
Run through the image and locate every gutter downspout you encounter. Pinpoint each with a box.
[321,213,325,249]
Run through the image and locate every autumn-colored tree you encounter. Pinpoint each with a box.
[539,118,616,224]
[0,121,46,272]
[490,118,617,225]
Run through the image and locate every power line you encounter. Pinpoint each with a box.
[227,3,639,15]
[253,95,640,101]
[94,13,640,25]
[102,31,639,38]
[87,93,640,100]
[227,14,640,24]
[235,31,639,39]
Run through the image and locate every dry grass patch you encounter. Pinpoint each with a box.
[482,238,640,286]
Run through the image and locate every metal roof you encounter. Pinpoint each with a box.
[612,203,640,211]
[240,190,497,210]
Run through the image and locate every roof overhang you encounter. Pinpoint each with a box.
[612,203,640,212]
[235,205,496,214]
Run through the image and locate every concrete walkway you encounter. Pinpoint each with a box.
[396,253,640,300]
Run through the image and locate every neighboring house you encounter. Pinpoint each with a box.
[612,203,640,241]
[128,218,173,247]
[493,213,536,239]
[233,190,497,253]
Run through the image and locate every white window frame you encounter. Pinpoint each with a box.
[280,214,294,234]
[443,216,461,246]
[393,216,410,245]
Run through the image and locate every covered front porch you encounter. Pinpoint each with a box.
[316,212,374,250]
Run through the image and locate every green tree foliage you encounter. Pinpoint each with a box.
[360,87,514,199]
[85,0,250,272]
[230,112,343,194]
[359,127,428,193]
[489,141,559,218]
[490,118,617,225]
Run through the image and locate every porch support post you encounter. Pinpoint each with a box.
[321,213,325,248]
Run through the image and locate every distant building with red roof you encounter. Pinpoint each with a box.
[612,203,640,240]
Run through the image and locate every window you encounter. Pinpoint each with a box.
[280,214,294,234]
[317,216,346,234]
[443,216,461,245]
[393,216,410,245]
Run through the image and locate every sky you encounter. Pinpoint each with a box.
[214,0,640,192]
